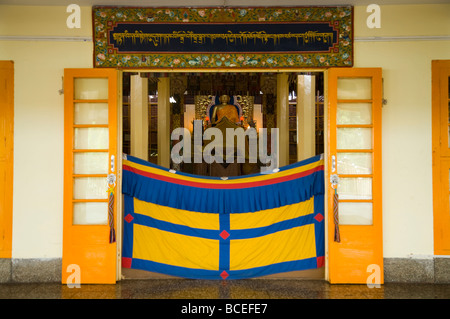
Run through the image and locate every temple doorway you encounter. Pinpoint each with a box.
[121,71,325,280]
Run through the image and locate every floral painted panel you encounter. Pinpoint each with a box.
[93,6,353,69]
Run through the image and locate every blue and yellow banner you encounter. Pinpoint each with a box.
[122,155,325,280]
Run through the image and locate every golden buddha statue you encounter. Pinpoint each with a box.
[211,95,240,124]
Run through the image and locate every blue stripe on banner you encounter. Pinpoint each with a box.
[122,168,324,214]
[228,258,319,280]
[131,258,220,280]
[314,194,325,259]
[219,213,230,273]
[130,209,315,241]
[132,213,220,240]
[229,213,314,240]
[129,257,319,280]
[122,194,135,259]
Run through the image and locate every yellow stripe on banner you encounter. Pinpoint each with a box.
[230,197,314,230]
[133,224,220,270]
[134,198,220,230]
[230,224,316,270]
[124,159,323,185]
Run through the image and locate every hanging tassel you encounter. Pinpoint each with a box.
[108,186,116,244]
[333,188,341,243]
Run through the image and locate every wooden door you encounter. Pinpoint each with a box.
[432,60,450,255]
[327,68,383,284]
[0,61,14,259]
[62,68,118,284]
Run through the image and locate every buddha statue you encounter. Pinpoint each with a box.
[211,95,240,124]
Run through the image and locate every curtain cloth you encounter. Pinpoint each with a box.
[122,154,325,280]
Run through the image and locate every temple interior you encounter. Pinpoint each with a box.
[122,71,325,177]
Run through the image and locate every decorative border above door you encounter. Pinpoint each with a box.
[93,6,353,69]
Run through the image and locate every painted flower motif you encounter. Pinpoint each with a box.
[198,10,206,17]
[239,9,247,17]
[237,55,245,61]
[97,53,105,60]
[173,58,181,64]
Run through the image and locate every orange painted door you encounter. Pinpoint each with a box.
[327,68,383,284]
[432,60,450,255]
[0,61,14,259]
[62,68,118,284]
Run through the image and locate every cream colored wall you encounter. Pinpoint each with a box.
[353,4,450,258]
[0,4,449,260]
[0,6,93,258]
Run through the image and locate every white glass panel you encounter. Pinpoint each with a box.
[337,78,372,100]
[73,177,107,199]
[74,78,108,100]
[338,177,372,200]
[337,103,372,125]
[337,153,372,174]
[74,103,108,125]
[74,152,108,174]
[74,127,109,149]
[339,202,373,225]
[337,128,372,150]
[73,202,108,225]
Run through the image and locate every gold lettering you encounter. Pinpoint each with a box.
[112,29,334,48]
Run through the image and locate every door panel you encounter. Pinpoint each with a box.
[0,61,14,258]
[327,68,383,284]
[62,68,118,284]
[432,60,450,255]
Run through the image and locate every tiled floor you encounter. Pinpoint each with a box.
[0,279,449,299]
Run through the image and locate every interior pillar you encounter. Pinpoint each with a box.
[297,74,316,161]
[130,74,148,161]
[277,73,289,167]
[157,77,171,168]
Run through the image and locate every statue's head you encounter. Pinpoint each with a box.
[219,95,230,104]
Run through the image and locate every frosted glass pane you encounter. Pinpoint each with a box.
[337,153,372,174]
[74,103,108,125]
[338,177,372,200]
[73,177,107,199]
[74,78,108,100]
[337,128,372,150]
[339,202,373,225]
[337,78,372,100]
[74,127,109,149]
[73,202,108,225]
[74,152,108,174]
[337,103,372,125]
